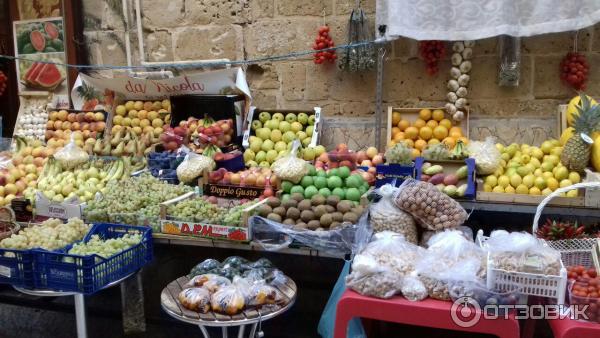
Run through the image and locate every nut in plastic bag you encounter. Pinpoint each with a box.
[345,254,404,299]
[54,134,89,170]
[466,137,501,175]
[272,139,308,184]
[176,151,215,183]
[401,274,428,301]
[369,184,417,243]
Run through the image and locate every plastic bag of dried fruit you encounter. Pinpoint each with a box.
[369,184,417,243]
[393,178,468,231]
[272,140,308,184]
[54,134,89,169]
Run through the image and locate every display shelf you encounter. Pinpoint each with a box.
[152,233,344,259]
[460,200,600,217]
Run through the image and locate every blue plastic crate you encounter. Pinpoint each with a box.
[33,223,153,294]
[0,248,34,288]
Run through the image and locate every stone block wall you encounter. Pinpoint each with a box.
[82,0,600,148]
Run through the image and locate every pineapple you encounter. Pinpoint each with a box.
[561,94,600,172]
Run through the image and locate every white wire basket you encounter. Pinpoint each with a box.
[476,230,567,305]
[532,182,600,268]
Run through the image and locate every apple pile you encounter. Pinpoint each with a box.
[208,167,278,197]
[568,265,600,323]
[244,111,316,167]
[315,144,383,170]
[46,110,105,146]
[160,126,187,152]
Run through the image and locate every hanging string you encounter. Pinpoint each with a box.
[0,41,377,71]
[573,30,579,52]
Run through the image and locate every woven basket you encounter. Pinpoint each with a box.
[0,207,20,241]
[532,182,600,267]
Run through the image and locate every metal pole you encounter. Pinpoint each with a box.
[238,325,246,338]
[198,325,211,338]
[73,294,88,338]
[375,45,386,150]
[222,327,228,338]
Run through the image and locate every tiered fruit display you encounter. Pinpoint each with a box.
[208,167,278,194]
[166,197,257,225]
[0,137,54,206]
[46,110,105,146]
[0,217,90,250]
[389,108,467,159]
[419,162,470,198]
[112,100,170,150]
[27,157,130,203]
[258,194,365,230]
[83,173,193,228]
[244,111,316,167]
[483,141,582,196]
[280,165,369,203]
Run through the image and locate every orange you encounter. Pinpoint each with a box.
[457,136,469,144]
[392,127,400,135]
[428,138,440,146]
[415,139,427,151]
[410,148,421,159]
[419,126,433,140]
[439,119,452,130]
[404,126,419,140]
[397,119,410,131]
[443,137,456,149]
[426,120,438,129]
[403,139,415,148]
[393,132,405,142]
[419,109,432,121]
[433,125,449,140]
[432,109,445,122]
[413,119,426,129]
[450,130,463,139]
[450,126,463,135]
[392,112,402,126]
[387,140,396,148]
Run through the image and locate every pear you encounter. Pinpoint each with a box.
[85,138,96,146]
[136,139,145,157]
[111,129,123,146]
[93,139,103,155]
[111,142,124,157]
[124,140,136,156]
[83,143,94,155]
[100,140,111,156]
[122,130,132,142]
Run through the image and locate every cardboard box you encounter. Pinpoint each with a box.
[34,192,85,220]
[242,107,322,148]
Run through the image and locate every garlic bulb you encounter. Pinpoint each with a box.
[464,41,475,48]
[452,42,465,53]
[455,98,467,109]
[459,61,472,73]
[456,87,468,98]
[450,67,461,79]
[447,79,460,91]
[451,53,463,66]
[462,48,473,60]
[458,74,470,86]
[447,92,458,103]
[445,103,457,114]
[453,111,465,121]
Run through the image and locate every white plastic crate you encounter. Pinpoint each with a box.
[476,230,567,305]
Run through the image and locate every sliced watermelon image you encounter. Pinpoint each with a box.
[30,30,46,52]
[23,62,43,85]
[34,63,64,89]
[44,22,59,40]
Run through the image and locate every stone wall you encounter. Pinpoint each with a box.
[81,0,600,148]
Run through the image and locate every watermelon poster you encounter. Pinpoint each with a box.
[13,17,67,96]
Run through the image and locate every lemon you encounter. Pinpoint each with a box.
[509,174,522,188]
[483,184,492,192]
[522,174,535,188]
[517,166,532,177]
[546,177,559,191]
[534,168,543,177]
[545,155,560,166]
[554,167,569,181]
[550,147,563,157]
[514,184,528,194]
[504,186,516,194]
[566,190,579,197]
[531,147,544,160]
[419,109,432,121]
[542,172,554,180]
[534,177,547,190]
[492,186,505,193]
[542,188,553,196]
[498,175,510,188]
[568,172,581,184]
[529,158,541,168]
[541,162,555,172]
[432,109,445,122]
[485,175,498,188]
[496,143,504,152]
[541,140,554,155]
[501,153,511,161]
[529,187,542,195]
[560,179,573,188]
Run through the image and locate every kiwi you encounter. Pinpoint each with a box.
[330,221,342,229]
[283,218,295,226]
[331,212,344,222]
[295,221,307,227]
[313,205,328,218]
[258,204,272,217]
[294,223,308,231]
[342,212,358,224]
[315,227,325,231]
[307,220,320,230]
[291,193,304,202]
[352,205,364,216]
[286,207,301,220]
[311,194,326,206]
[297,200,312,211]
[327,195,341,207]
[267,213,282,222]
[337,200,353,213]
[282,199,298,209]
[325,205,336,213]
[300,210,315,222]
[273,206,287,218]
[320,214,333,227]
[267,197,281,208]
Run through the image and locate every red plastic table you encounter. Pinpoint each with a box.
[334,289,520,338]
[548,318,600,338]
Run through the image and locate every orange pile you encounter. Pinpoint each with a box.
[390,109,468,158]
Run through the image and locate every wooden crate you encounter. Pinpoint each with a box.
[557,104,568,137]
[386,106,470,147]
[476,191,585,207]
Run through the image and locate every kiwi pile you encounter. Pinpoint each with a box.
[258,194,364,231]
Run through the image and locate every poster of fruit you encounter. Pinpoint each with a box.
[14,18,64,54]
[15,53,67,95]
[17,0,61,20]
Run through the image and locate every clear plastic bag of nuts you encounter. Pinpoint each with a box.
[393,179,468,231]
[369,184,418,244]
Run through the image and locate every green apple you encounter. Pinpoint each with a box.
[251,120,262,130]
[261,139,274,151]
[296,131,307,140]
[285,113,297,123]
[259,161,271,168]
[270,129,282,142]
[258,112,271,123]
[303,147,315,161]
[249,135,260,144]
[256,128,271,140]
[283,131,296,143]
[306,125,314,137]
[291,122,303,133]
[244,149,255,162]
[250,138,263,152]
[274,141,287,152]
[297,113,309,125]
[308,115,316,125]
[246,160,258,167]
[272,113,284,122]
[266,150,278,163]
[255,151,267,163]
[279,121,291,133]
